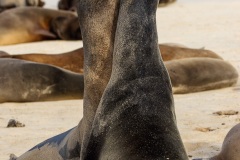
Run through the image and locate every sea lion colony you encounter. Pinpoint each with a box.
[1,0,238,159]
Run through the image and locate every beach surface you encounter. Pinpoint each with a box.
[0,0,240,159]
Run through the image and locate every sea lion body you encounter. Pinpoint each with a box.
[166,58,239,94]
[10,48,84,73]
[159,44,223,61]
[0,7,79,46]
[0,58,83,102]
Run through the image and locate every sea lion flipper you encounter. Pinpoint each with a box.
[33,29,57,39]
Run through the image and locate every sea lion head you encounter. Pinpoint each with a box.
[51,15,82,40]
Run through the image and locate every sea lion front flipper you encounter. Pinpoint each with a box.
[33,29,57,39]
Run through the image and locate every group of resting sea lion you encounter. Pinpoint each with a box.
[0,44,238,103]
[8,0,240,159]
[0,0,239,160]
[0,0,176,45]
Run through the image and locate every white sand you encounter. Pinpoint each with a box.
[0,0,240,159]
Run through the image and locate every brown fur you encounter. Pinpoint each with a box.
[0,0,45,13]
[159,44,223,61]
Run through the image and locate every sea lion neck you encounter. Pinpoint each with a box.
[111,0,166,83]
[77,0,121,157]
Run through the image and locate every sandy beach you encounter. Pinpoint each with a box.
[0,0,240,159]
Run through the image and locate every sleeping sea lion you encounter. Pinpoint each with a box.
[0,7,81,46]
[15,0,188,159]
[0,44,222,74]
[159,44,223,61]
[166,58,239,94]
[0,58,83,102]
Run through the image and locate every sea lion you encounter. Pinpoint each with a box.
[193,123,240,160]
[0,58,83,103]
[0,0,45,13]
[0,44,222,74]
[0,7,81,46]
[80,0,187,158]
[15,0,187,159]
[166,58,239,94]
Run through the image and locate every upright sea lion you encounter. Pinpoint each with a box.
[15,0,187,159]
[0,44,222,74]
[0,7,81,46]
[80,0,188,158]
[166,58,239,94]
[0,58,83,102]
[0,0,45,13]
